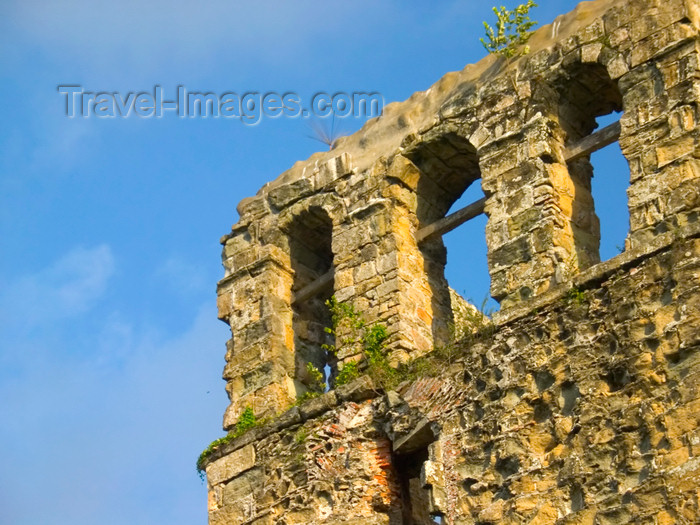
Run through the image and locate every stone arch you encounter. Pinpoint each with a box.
[279,200,340,395]
[551,55,629,272]
[408,131,482,225]
[555,61,623,141]
[402,129,483,347]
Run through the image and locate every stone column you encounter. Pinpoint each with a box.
[217,238,297,429]
[614,0,700,248]
[480,116,586,309]
[383,155,455,361]
[329,156,450,368]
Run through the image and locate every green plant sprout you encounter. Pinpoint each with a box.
[306,362,326,392]
[296,362,327,403]
[566,286,587,305]
[234,406,257,435]
[321,295,498,391]
[481,1,539,58]
[321,297,394,389]
[335,360,359,386]
[196,406,258,477]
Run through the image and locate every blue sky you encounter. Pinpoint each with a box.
[0,1,628,524]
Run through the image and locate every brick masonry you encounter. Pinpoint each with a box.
[207,0,700,522]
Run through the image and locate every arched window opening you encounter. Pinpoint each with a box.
[443,182,499,316]
[590,111,630,260]
[394,447,442,525]
[556,62,629,273]
[405,132,487,346]
[288,207,334,395]
[391,418,442,524]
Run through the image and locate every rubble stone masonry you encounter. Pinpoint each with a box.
[207,0,700,522]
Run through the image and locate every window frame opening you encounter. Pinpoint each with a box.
[404,132,490,347]
[589,111,630,261]
[555,61,629,275]
[391,417,442,525]
[393,446,442,525]
[287,206,335,395]
[440,183,498,316]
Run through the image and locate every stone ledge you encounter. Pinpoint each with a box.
[216,252,290,288]
[494,220,700,328]
[206,222,700,470]
[201,376,379,469]
[205,444,256,486]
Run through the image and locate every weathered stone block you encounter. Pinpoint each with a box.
[336,375,377,402]
[656,135,695,167]
[206,444,256,487]
[267,177,313,209]
[207,6,700,523]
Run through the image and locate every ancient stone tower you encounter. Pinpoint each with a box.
[203,0,700,522]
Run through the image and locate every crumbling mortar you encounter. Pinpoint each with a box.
[207,1,700,521]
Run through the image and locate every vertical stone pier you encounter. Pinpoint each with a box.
[205,3,700,522]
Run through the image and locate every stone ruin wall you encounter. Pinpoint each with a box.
[206,0,700,522]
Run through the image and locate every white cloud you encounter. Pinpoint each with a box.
[5,0,389,82]
[0,303,229,525]
[0,106,102,186]
[0,244,115,330]
[0,242,230,525]
[155,256,208,296]
[30,117,96,173]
